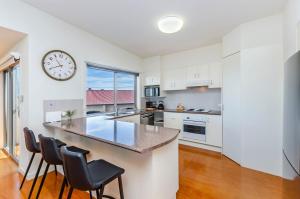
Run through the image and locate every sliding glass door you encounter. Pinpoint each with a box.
[3,65,20,161]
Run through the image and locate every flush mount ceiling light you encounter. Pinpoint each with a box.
[158,16,183,34]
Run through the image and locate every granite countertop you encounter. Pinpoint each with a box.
[44,115,180,154]
[143,109,222,115]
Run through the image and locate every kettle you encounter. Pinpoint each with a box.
[157,101,164,110]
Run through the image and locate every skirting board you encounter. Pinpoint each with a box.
[179,139,222,153]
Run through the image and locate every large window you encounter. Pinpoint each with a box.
[86,65,137,115]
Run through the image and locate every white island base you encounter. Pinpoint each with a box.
[52,128,179,199]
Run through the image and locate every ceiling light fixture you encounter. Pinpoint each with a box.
[158,16,183,34]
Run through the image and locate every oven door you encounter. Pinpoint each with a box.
[182,121,206,142]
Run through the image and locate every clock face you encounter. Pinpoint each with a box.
[42,50,76,81]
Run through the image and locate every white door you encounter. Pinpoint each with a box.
[222,53,242,164]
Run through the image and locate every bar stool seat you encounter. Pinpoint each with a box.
[60,146,125,199]
[88,160,124,189]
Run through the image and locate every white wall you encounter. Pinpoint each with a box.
[161,44,222,70]
[0,0,142,174]
[283,0,300,61]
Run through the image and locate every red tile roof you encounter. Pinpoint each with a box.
[86,90,134,105]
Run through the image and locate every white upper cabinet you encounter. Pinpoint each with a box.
[163,68,186,91]
[222,26,241,57]
[185,63,222,88]
[142,56,161,86]
[208,62,222,88]
[144,75,160,86]
[186,65,210,87]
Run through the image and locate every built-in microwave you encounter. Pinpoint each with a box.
[144,86,160,97]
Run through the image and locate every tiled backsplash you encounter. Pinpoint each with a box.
[163,87,221,110]
[43,99,84,122]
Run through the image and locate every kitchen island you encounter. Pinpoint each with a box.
[44,115,180,199]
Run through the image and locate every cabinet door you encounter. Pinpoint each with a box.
[145,75,160,86]
[145,76,153,86]
[198,64,209,82]
[209,62,222,88]
[164,112,183,129]
[163,79,174,90]
[222,53,241,164]
[163,68,186,91]
[152,76,160,85]
[206,115,222,147]
[186,65,209,87]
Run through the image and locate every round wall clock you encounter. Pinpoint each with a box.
[42,50,77,81]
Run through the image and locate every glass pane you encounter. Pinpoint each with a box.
[115,72,136,112]
[86,67,115,115]
[12,66,20,159]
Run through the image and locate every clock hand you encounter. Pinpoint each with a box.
[49,65,61,70]
[55,57,63,67]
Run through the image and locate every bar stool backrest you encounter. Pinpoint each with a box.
[38,134,62,165]
[23,127,40,153]
[60,146,93,191]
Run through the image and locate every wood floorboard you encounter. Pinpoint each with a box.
[0,146,299,199]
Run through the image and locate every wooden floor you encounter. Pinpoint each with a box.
[1,145,300,199]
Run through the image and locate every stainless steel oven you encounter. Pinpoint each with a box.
[144,86,160,97]
[182,115,207,142]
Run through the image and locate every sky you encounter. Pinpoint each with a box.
[87,66,135,90]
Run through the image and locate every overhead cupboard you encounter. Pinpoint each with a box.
[162,62,222,91]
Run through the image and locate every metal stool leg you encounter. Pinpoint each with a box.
[28,157,43,199]
[118,176,124,199]
[54,165,57,175]
[35,163,50,198]
[19,152,35,189]
[58,176,67,199]
[96,187,104,199]
[67,187,73,199]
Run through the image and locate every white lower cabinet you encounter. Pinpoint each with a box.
[206,115,222,147]
[164,112,183,130]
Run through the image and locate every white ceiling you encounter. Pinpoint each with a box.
[22,0,286,58]
[0,26,26,58]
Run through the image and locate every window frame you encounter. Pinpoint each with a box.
[86,64,139,113]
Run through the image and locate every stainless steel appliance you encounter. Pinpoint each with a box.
[144,86,160,97]
[154,112,164,127]
[140,112,154,125]
[283,50,300,178]
[182,115,208,142]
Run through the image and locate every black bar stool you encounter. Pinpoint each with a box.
[20,127,41,190]
[21,127,66,199]
[36,134,90,199]
[60,146,125,199]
